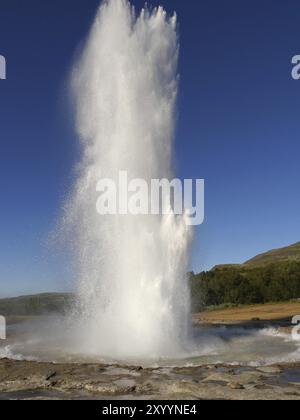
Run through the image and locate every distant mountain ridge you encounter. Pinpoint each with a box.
[214,241,300,270]
[0,293,74,317]
[244,242,300,268]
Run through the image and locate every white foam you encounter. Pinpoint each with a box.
[0,345,35,362]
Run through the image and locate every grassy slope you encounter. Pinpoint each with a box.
[195,301,300,323]
[245,242,300,268]
[0,293,74,316]
[213,241,300,270]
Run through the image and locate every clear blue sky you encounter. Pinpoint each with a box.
[0,0,300,297]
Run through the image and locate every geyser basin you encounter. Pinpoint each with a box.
[2,318,300,367]
[62,0,193,359]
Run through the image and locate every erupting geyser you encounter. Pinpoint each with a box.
[65,0,193,359]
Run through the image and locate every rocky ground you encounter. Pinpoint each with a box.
[0,358,300,400]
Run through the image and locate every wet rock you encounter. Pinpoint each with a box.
[50,381,58,387]
[45,372,57,381]
[84,383,121,395]
[113,378,136,390]
[1,359,300,400]
[133,366,143,372]
[254,384,272,390]
[257,366,282,374]
[228,382,245,390]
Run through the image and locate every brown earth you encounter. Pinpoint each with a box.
[194,302,300,324]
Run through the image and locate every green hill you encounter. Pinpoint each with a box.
[212,242,300,270]
[0,293,74,316]
[244,242,300,268]
[191,242,300,311]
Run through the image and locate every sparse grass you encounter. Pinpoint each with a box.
[195,301,300,323]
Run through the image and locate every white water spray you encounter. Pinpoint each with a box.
[65,0,192,359]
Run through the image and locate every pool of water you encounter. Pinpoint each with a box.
[1,317,300,367]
